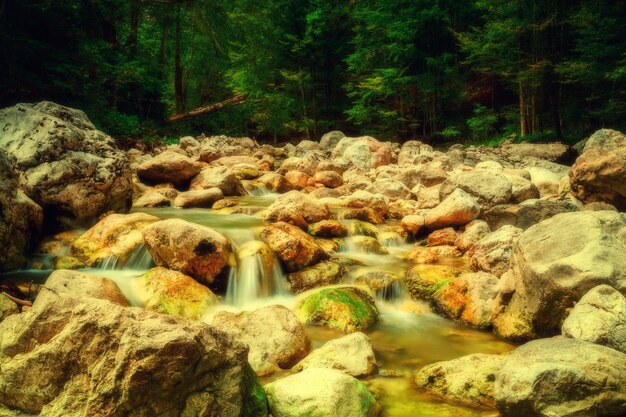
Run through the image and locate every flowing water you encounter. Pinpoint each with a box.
[1,195,514,417]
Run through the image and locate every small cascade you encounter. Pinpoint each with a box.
[245,183,271,196]
[125,245,154,271]
[379,231,404,248]
[375,279,407,304]
[95,255,119,270]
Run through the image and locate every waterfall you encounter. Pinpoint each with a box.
[125,245,154,271]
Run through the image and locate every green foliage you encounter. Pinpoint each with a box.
[467,105,498,140]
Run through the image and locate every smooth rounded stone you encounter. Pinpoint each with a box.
[503,173,540,203]
[570,129,626,210]
[343,190,389,216]
[415,353,508,408]
[308,187,342,199]
[0,150,43,271]
[343,207,385,224]
[277,152,325,176]
[494,337,626,417]
[332,136,392,170]
[132,190,173,208]
[260,222,327,272]
[492,211,626,341]
[562,285,626,353]
[365,178,412,200]
[468,225,522,278]
[314,170,343,188]
[296,286,379,333]
[51,255,86,270]
[209,155,258,168]
[0,101,132,223]
[173,188,223,208]
[265,367,380,417]
[405,245,441,264]
[320,130,346,149]
[143,267,219,320]
[137,150,201,185]
[142,219,233,286]
[287,261,345,293]
[70,212,159,267]
[179,135,199,150]
[527,166,564,197]
[0,272,263,417]
[264,190,330,228]
[427,227,457,246]
[440,170,512,208]
[347,236,389,255]
[0,294,19,323]
[317,158,350,175]
[476,160,503,171]
[189,166,247,196]
[401,214,425,235]
[581,201,618,211]
[39,269,129,306]
[404,264,460,301]
[231,163,260,180]
[425,188,480,230]
[212,305,310,376]
[308,220,348,238]
[454,220,490,252]
[411,183,441,208]
[432,272,500,328]
[294,332,377,377]
[284,170,312,190]
[256,172,294,193]
[397,140,434,165]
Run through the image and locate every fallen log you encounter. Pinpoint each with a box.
[2,291,33,307]
[168,94,246,122]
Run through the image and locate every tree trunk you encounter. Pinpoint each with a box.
[519,80,527,136]
[169,95,247,122]
[174,6,184,114]
[127,0,139,57]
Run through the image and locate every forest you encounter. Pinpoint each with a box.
[1,0,626,143]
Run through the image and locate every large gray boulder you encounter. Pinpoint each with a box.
[0,101,132,222]
[492,210,626,341]
[440,170,512,208]
[494,337,626,417]
[0,270,266,417]
[331,136,392,170]
[0,150,43,271]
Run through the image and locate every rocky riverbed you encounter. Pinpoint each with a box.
[0,101,625,417]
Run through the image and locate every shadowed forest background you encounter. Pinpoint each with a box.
[1,0,625,144]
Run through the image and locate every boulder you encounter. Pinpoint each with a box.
[481,199,579,231]
[277,153,325,176]
[397,140,434,165]
[365,178,412,200]
[0,150,43,270]
[256,172,294,193]
[314,171,343,188]
[70,212,159,267]
[132,190,173,208]
[332,136,392,170]
[411,184,441,209]
[425,188,480,230]
[173,188,224,208]
[137,150,201,185]
[454,219,490,252]
[0,101,132,222]
[284,170,312,190]
[504,174,540,203]
[570,129,626,209]
[500,142,571,163]
[212,305,310,376]
[494,337,626,417]
[492,210,626,341]
[346,236,389,255]
[287,261,345,293]
[296,286,379,332]
[190,166,247,196]
[562,285,626,353]
[468,225,522,278]
[0,270,265,417]
[343,190,389,217]
[415,353,508,408]
[294,332,377,377]
[427,227,457,246]
[265,368,380,417]
[260,222,327,272]
[440,170,512,207]
[308,220,348,238]
[143,267,219,320]
[528,166,564,197]
[142,219,233,286]
[431,272,500,328]
[0,294,19,323]
[320,130,346,149]
[263,191,330,228]
[51,255,87,270]
[404,264,460,301]
[401,214,425,235]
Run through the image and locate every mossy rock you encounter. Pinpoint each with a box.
[52,256,87,270]
[243,365,269,417]
[348,236,389,255]
[287,261,345,293]
[348,220,379,238]
[404,264,460,301]
[296,286,379,332]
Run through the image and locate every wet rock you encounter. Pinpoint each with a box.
[213,305,309,376]
[264,191,330,228]
[314,170,344,188]
[173,187,224,208]
[425,188,480,230]
[320,130,346,149]
[415,353,508,408]
[570,129,626,209]
[494,337,626,417]
[427,227,457,246]
[296,286,379,332]
[0,294,19,323]
[143,267,219,320]
[0,271,263,417]
[70,212,159,267]
[440,170,512,208]
[332,136,392,170]
[294,332,377,377]
[347,236,389,255]
[343,190,389,217]
[265,368,380,417]
[354,271,402,297]
[132,190,173,208]
[51,255,86,270]
[561,285,626,353]
[0,101,132,223]
[308,220,348,238]
[284,170,312,190]
[190,166,247,196]
[40,269,129,306]
[454,220,490,252]
[347,220,379,238]
[432,272,500,328]
[142,219,233,286]
[287,261,345,293]
[343,207,385,224]
[231,163,260,180]
[401,214,425,235]
[492,210,626,341]
[260,222,327,272]
[0,150,43,271]
[137,150,201,185]
[405,264,460,301]
[468,225,522,278]
[405,245,441,264]
[256,172,294,193]
[236,240,277,296]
